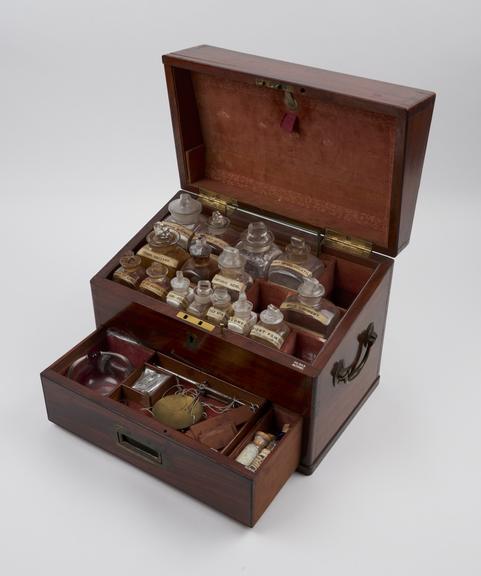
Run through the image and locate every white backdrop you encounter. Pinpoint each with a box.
[1,1,480,575]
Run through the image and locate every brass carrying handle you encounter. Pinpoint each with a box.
[331,322,377,386]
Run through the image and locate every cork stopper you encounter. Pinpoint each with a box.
[232,290,253,320]
[170,271,190,294]
[168,193,202,225]
[260,304,284,325]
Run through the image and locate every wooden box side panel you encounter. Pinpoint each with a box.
[41,373,253,525]
[304,263,393,470]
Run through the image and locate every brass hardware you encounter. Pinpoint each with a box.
[323,229,372,257]
[176,311,216,332]
[197,187,237,216]
[255,78,298,111]
[331,323,377,386]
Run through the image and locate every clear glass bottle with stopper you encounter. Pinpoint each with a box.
[137,222,189,275]
[249,304,290,350]
[205,287,233,325]
[236,221,282,279]
[268,236,325,289]
[139,262,170,301]
[280,278,340,337]
[212,246,253,299]
[112,251,146,288]
[165,192,206,249]
[193,210,237,255]
[186,280,213,318]
[227,290,258,335]
[166,271,194,310]
[181,237,219,282]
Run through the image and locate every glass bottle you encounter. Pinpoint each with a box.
[181,237,219,282]
[249,305,290,350]
[227,290,257,335]
[211,246,253,299]
[166,271,194,310]
[186,280,213,318]
[137,222,189,275]
[205,287,233,325]
[268,236,325,290]
[112,251,146,288]
[139,262,170,301]
[280,278,340,337]
[193,210,237,255]
[164,192,206,249]
[236,221,282,279]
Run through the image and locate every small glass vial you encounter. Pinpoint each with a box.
[205,287,233,325]
[211,246,253,299]
[186,280,213,318]
[166,271,194,310]
[236,221,282,279]
[112,251,146,288]
[181,237,219,282]
[280,278,340,337]
[137,222,189,275]
[249,305,290,350]
[139,262,170,301]
[227,290,257,335]
[193,210,237,255]
[235,431,273,466]
[268,236,325,289]
[165,192,206,249]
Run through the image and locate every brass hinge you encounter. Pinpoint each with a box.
[197,187,238,216]
[255,78,298,111]
[323,229,372,257]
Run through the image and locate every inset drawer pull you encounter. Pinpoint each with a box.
[117,430,162,463]
[331,322,377,386]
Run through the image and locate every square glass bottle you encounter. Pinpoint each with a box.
[249,305,290,350]
[268,236,325,290]
[137,222,189,275]
[112,251,146,289]
[193,210,238,255]
[211,246,253,299]
[236,221,282,279]
[164,193,206,249]
[181,238,219,282]
[165,271,194,310]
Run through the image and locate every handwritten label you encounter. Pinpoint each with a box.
[194,233,230,252]
[250,325,285,349]
[139,278,168,299]
[163,221,195,239]
[270,259,312,278]
[280,302,334,326]
[113,268,138,288]
[137,245,179,269]
[206,306,228,324]
[212,274,245,293]
[228,316,249,333]
[166,291,188,309]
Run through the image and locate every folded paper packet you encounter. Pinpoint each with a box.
[187,405,253,450]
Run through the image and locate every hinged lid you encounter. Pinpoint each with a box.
[163,45,435,257]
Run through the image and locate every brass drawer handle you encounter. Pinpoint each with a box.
[116,430,162,464]
[331,322,377,386]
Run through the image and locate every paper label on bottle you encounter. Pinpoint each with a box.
[280,302,333,325]
[113,268,138,288]
[166,291,188,309]
[228,316,249,333]
[212,274,245,293]
[139,278,168,299]
[163,221,195,240]
[137,245,178,269]
[194,233,230,252]
[206,306,227,324]
[250,325,285,349]
[270,259,312,278]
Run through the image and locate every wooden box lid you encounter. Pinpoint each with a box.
[162,45,435,257]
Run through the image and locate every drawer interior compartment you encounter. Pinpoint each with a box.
[42,322,302,526]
